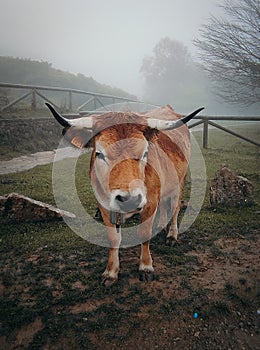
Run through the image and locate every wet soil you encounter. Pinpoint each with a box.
[0,228,259,350]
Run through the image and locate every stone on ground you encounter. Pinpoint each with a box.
[0,192,75,222]
[210,164,254,207]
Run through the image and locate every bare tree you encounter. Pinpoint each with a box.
[194,0,260,106]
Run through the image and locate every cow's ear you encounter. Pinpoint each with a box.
[63,126,93,149]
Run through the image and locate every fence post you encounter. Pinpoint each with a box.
[68,91,72,111]
[31,89,36,110]
[203,119,208,149]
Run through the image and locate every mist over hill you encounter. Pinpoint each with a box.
[0,56,137,101]
[0,56,259,116]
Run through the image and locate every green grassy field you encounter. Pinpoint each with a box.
[0,124,259,349]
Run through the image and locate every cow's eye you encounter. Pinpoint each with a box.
[95,151,106,161]
[142,151,148,160]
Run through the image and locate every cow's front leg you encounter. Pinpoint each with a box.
[102,246,120,287]
[100,207,121,287]
[102,226,121,286]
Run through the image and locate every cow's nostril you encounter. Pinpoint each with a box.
[116,194,130,203]
[114,193,143,212]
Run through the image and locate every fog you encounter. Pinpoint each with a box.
[0,0,223,97]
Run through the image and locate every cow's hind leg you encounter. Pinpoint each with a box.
[166,193,182,246]
[139,240,154,282]
[166,177,186,246]
[166,208,180,246]
[157,199,168,231]
[138,209,156,281]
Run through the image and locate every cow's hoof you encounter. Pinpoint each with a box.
[139,270,154,282]
[101,276,118,287]
[166,236,178,246]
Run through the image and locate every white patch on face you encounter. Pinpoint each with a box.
[109,179,147,213]
[91,141,111,209]
[95,142,108,164]
[93,143,110,181]
[142,143,149,159]
[139,142,149,171]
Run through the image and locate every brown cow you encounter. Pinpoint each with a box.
[46,103,204,286]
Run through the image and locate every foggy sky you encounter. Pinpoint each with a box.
[0,0,222,97]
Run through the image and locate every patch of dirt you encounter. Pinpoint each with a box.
[16,318,44,348]
[0,318,43,350]
[71,299,108,314]
[188,236,259,294]
[0,230,259,350]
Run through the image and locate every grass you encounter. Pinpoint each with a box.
[0,124,259,349]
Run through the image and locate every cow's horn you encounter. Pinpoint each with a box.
[45,103,71,128]
[147,107,204,130]
[46,103,93,129]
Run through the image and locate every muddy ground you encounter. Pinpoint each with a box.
[0,224,259,350]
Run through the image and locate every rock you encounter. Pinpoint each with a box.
[0,192,75,223]
[210,164,254,207]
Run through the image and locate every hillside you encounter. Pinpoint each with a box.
[0,56,137,101]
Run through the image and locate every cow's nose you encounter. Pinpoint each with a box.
[115,193,142,212]
[115,194,131,203]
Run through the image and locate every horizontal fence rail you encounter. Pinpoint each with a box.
[0,82,139,113]
[0,82,259,148]
[189,116,260,148]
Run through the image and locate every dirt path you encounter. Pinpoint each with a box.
[0,147,84,175]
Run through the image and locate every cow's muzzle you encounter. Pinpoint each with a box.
[115,193,142,212]
[110,190,146,213]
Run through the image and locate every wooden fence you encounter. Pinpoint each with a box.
[0,82,259,148]
[0,82,139,113]
[189,116,260,148]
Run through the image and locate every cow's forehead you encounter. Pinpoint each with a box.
[96,124,146,145]
[95,127,148,160]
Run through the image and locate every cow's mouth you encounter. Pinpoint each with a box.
[110,207,143,227]
[109,189,147,228]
